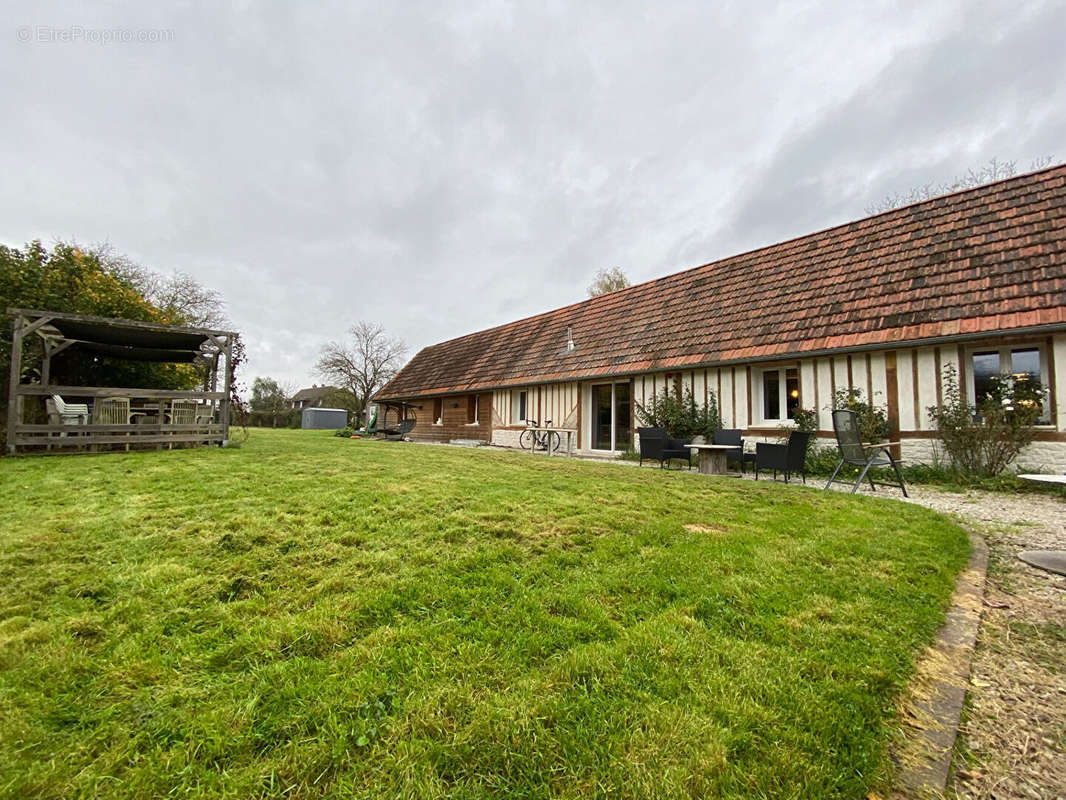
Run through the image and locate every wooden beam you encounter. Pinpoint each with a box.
[220,334,233,442]
[45,339,76,359]
[15,385,226,400]
[19,315,55,338]
[16,423,225,433]
[14,433,225,447]
[39,336,76,386]
[7,313,25,453]
[6,307,233,338]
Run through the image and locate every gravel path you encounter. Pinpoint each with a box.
[825,480,1066,799]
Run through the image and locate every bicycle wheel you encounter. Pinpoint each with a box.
[546,431,561,454]
[518,429,534,450]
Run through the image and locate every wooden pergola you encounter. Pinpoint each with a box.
[6,308,236,453]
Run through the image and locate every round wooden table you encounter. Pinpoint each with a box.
[688,444,735,475]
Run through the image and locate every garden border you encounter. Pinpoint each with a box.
[890,531,988,798]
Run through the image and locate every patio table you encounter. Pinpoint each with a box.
[688,443,735,475]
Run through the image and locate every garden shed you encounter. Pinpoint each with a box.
[301,407,348,430]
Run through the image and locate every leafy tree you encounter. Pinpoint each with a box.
[249,377,295,427]
[587,267,630,297]
[928,364,1046,476]
[320,386,361,415]
[315,322,407,417]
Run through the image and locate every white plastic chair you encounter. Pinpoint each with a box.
[49,394,89,425]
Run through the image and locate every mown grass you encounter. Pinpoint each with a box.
[0,429,969,799]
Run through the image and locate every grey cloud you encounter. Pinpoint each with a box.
[1,0,1062,385]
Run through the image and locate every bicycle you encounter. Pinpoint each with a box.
[518,419,561,454]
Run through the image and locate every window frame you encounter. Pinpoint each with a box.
[965,343,1051,424]
[512,390,527,424]
[432,397,443,425]
[466,394,479,425]
[755,365,801,425]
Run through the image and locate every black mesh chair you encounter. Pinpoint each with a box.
[755,430,813,484]
[383,418,415,441]
[637,427,692,470]
[825,409,907,496]
[713,428,755,473]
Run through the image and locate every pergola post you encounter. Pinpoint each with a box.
[220,334,232,444]
[6,313,25,454]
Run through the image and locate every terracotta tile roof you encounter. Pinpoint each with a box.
[377,165,1066,399]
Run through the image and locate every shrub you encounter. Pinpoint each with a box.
[248,409,300,428]
[831,388,890,442]
[927,363,1046,477]
[635,387,721,440]
[805,444,844,475]
[790,407,818,434]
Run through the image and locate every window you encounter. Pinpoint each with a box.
[466,394,478,424]
[759,367,800,422]
[969,345,1049,422]
[512,390,527,424]
[433,397,443,425]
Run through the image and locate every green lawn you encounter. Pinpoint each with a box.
[0,429,969,799]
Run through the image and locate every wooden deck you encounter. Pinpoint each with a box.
[6,308,237,454]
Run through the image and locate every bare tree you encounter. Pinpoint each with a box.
[315,322,408,415]
[145,271,228,328]
[587,267,630,297]
[91,243,228,328]
[865,156,1055,215]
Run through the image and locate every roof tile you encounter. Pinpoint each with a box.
[378,166,1066,398]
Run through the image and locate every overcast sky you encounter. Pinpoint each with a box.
[3,1,1064,388]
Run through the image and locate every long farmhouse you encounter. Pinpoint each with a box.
[375,165,1066,471]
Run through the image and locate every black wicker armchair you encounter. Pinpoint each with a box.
[754,430,813,484]
[637,427,692,470]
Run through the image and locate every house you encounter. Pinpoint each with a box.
[291,385,335,410]
[374,165,1066,471]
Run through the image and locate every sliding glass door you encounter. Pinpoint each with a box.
[590,382,631,451]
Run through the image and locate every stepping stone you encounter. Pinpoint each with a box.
[1018,550,1066,576]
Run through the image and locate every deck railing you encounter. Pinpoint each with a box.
[11,385,230,449]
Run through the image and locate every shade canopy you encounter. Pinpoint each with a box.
[68,341,201,362]
[50,318,209,352]
[9,308,231,364]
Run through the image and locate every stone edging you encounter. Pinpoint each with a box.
[891,531,989,798]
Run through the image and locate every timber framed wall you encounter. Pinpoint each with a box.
[476,331,1066,471]
[395,392,494,443]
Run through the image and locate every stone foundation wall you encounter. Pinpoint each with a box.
[899,438,1066,473]
[491,428,523,448]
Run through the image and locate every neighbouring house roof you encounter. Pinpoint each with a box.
[376,165,1066,400]
[292,386,334,403]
